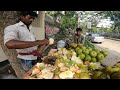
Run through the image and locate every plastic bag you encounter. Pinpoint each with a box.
[57,40,65,49]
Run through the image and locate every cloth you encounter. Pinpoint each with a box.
[4,21,37,60]
[20,59,37,71]
[18,50,43,57]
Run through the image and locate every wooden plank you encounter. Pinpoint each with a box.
[22,65,37,79]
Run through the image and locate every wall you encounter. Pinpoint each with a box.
[45,14,60,39]
[45,23,60,38]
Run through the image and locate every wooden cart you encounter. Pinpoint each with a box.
[22,49,57,79]
[22,65,37,79]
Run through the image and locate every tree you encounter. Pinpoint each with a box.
[61,11,78,30]
[46,11,78,30]
[98,11,120,32]
[78,11,105,27]
[46,11,78,38]
[0,11,26,79]
[76,11,107,33]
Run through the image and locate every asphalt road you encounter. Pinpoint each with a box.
[95,39,120,54]
[94,39,120,66]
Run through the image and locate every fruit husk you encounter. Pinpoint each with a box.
[78,72,91,79]
[43,56,56,65]
[115,63,120,68]
[111,72,120,79]
[91,71,103,79]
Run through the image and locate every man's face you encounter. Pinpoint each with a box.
[21,15,36,26]
[77,31,81,36]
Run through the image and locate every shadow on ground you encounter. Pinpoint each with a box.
[0,60,17,79]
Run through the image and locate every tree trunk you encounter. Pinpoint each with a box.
[113,25,116,32]
[0,11,25,79]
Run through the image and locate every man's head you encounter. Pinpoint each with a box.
[76,27,82,36]
[20,11,38,26]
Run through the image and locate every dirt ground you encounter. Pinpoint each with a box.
[0,46,8,62]
[94,39,120,66]
[96,39,120,54]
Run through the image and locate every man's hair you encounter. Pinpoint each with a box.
[76,27,82,32]
[20,11,38,17]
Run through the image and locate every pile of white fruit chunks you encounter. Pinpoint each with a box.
[25,43,120,79]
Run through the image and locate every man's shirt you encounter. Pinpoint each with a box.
[73,33,85,44]
[4,21,37,60]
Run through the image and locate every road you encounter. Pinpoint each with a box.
[94,39,120,66]
[95,39,120,54]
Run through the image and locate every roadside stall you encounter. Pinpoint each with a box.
[23,38,120,79]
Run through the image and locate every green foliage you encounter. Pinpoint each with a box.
[46,11,78,33]
[46,11,120,33]
[91,26,97,32]
[98,11,120,32]
[61,15,77,30]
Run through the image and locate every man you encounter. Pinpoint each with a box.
[4,11,49,71]
[73,27,85,44]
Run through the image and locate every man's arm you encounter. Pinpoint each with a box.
[5,39,49,49]
[82,35,85,44]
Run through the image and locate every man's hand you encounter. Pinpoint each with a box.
[43,39,49,45]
